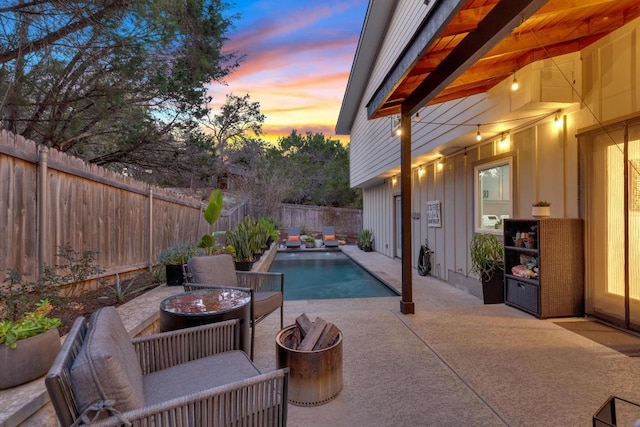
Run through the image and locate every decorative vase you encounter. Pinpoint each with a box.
[0,328,61,389]
[532,206,550,218]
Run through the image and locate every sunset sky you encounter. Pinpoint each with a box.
[206,0,369,145]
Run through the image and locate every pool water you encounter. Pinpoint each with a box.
[269,251,399,300]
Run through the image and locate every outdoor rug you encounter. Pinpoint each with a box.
[554,320,640,357]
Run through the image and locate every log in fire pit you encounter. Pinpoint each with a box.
[276,313,343,406]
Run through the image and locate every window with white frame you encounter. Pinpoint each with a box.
[474,158,512,232]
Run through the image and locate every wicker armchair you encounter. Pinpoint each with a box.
[46,307,288,427]
[183,254,284,359]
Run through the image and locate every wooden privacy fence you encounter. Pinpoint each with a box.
[0,130,214,281]
[0,131,363,282]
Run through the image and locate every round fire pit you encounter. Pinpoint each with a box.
[275,324,343,406]
[160,288,251,353]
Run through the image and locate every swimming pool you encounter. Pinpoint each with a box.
[269,251,399,300]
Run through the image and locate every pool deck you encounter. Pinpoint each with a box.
[252,245,640,426]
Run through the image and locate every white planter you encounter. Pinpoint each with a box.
[532,206,551,218]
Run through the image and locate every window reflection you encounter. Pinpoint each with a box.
[476,161,512,231]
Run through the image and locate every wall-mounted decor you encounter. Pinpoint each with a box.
[426,200,441,228]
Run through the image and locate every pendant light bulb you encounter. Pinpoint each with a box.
[476,124,482,142]
[511,71,519,91]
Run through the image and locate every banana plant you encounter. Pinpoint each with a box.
[197,189,227,255]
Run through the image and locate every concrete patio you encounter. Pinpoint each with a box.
[250,246,640,426]
[4,245,640,426]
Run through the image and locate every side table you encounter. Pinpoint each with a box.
[159,288,251,354]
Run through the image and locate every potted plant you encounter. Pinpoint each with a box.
[357,229,373,252]
[469,233,505,304]
[532,201,551,218]
[158,242,199,286]
[226,218,258,271]
[0,298,61,389]
[304,236,315,248]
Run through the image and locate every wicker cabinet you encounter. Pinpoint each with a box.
[503,219,584,318]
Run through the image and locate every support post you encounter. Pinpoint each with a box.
[400,106,415,314]
[37,145,48,279]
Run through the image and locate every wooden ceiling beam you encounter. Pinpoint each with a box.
[366,0,467,120]
[401,0,549,118]
[440,4,497,37]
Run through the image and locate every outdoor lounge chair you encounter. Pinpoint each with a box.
[183,254,284,359]
[323,226,339,248]
[45,306,288,427]
[286,226,301,248]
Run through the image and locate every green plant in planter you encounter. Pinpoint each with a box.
[469,233,504,280]
[259,216,280,244]
[357,229,373,250]
[226,228,256,262]
[0,299,60,349]
[197,189,227,255]
[532,201,551,207]
[257,217,278,247]
[157,242,199,265]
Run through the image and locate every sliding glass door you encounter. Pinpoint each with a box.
[583,121,640,330]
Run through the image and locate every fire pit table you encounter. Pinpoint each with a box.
[159,288,251,354]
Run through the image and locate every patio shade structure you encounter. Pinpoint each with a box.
[344,0,640,313]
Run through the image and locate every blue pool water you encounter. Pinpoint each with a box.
[269,251,399,300]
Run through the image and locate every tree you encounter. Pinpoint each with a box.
[201,93,265,185]
[261,130,360,208]
[0,0,239,178]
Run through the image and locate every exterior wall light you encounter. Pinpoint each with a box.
[554,112,563,129]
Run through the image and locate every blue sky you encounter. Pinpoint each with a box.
[207,0,369,144]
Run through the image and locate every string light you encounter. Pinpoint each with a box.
[476,124,482,141]
[418,165,425,177]
[395,128,402,136]
[511,70,519,91]
[415,111,420,122]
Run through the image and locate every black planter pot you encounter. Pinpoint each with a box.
[165,264,185,287]
[481,270,505,304]
[234,260,254,271]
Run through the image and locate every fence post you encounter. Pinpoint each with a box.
[37,145,48,279]
[148,186,153,271]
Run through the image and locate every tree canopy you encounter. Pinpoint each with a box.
[255,131,360,208]
[0,0,239,179]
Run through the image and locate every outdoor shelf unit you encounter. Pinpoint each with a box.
[503,218,584,318]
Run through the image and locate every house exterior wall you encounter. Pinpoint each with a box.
[350,0,431,188]
[349,2,640,295]
[580,17,640,127]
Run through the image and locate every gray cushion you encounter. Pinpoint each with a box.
[70,306,145,418]
[187,254,238,287]
[143,350,260,406]
[254,291,283,319]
